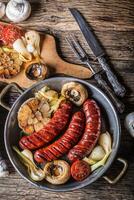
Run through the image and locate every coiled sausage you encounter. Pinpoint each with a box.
[34,111,85,163]
[19,101,72,150]
[68,99,101,162]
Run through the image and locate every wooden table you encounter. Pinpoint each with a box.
[0,0,134,199]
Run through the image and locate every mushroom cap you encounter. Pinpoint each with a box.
[6,0,31,22]
[44,160,71,185]
[61,82,88,106]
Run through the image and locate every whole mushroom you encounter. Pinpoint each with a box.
[6,0,31,23]
[61,82,88,106]
[44,160,71,185]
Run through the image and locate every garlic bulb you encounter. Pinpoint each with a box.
[0,2,6,19]
[6,0,31,23]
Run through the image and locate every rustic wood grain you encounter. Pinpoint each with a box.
[0,0,134,200]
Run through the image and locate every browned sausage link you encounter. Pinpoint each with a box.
[68,99,101,163]
[19,101,72,150]
[34,111,85,163]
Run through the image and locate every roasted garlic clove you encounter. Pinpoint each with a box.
[61,82,88,106]
[18,97,52,134]
[34,122,44,132]
[44,160,71,185]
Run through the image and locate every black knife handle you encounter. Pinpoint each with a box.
[98,57,126,97]
[94,73,125,113]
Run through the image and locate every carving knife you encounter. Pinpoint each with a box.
[69,8,126,97]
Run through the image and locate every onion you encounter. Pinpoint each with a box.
[99,132,112,154]
[21,149,34,164]
[83,132,112,172]
[13,146,46,181]
[89,146,105,161]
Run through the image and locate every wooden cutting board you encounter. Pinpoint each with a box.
[0,33,92,88]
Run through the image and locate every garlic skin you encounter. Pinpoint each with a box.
[0,2,6,19]
[6,0,31,23]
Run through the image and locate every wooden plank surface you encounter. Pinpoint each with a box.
[0,0,134,199]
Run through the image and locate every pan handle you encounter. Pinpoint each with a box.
[0,83,24,111]
[103,157,128,184]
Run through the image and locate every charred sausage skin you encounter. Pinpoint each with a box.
[19,101,72,150]
[68,99,101,162]
[34,111,85,163]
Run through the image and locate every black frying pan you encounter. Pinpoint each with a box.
[0,77,128,191]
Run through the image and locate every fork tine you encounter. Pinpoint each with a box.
[69,34,87,57]
[66,37,82,60]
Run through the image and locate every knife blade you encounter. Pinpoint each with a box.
[69,8,126,97]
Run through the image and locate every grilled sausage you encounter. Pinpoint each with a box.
[34,111,85,163]
[19,101,72,150]
[68,99,101,162]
